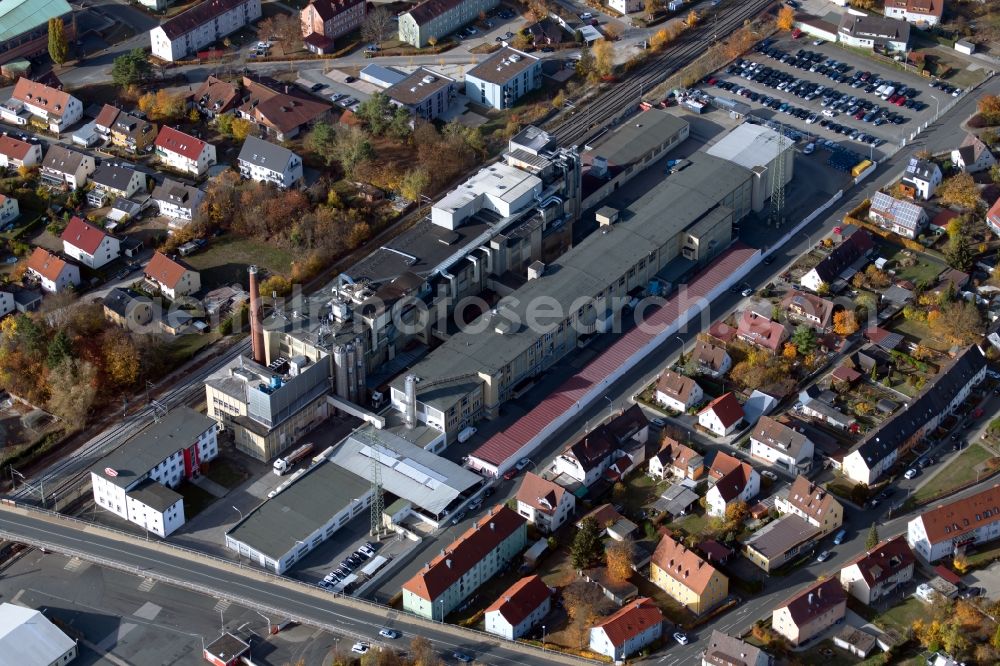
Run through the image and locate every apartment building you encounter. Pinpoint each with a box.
[150,0,263,62]
[840,536,915,605]
[772,578,847,646]
[907,483,1000,562]
[776,476,843,535]
[398,0,499,47]
[386,67,456,120]
[152,178,204,221]
[40,144,94,189]
[401,505,527,620]
[111,112,158,154]
[155,126,216,176]
[650,534,728,615]
[515,472,575,534]
[465,48,541,110]
[300,0,365,53]
[88,163,146,206]
[60,216,120,270]
[2,78,82,133]
[589,598,663,661]
[90,407,218,537]
[484,575,550,640]
[237,136,303,189]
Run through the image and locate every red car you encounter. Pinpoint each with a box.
[792,28,802,39]
[894,96,907,106]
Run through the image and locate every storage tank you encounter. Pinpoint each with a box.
[345,344,357,403]
[404,374,417,429]
[334,345,349,399]
[354,335,366,404]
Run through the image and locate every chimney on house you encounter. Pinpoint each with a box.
[446,559,452,569]
[248,265,266,365]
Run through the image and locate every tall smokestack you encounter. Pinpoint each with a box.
[248,265,266,365]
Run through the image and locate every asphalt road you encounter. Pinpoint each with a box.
[0,507,578,666]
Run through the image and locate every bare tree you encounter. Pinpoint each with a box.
[362,7,393,45]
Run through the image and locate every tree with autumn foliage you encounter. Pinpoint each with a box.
[563,581,603,648]
[978,94,1000,125]
[606,537,634,583]
[777,6,795,31]
[686,9,699,26]
[938,172,984,211]
[833,310,859,336]
[782,343,797,359]
[592,39,616,80]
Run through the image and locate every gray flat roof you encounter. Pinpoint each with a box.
[226,460,370,560]
[584,109,689,167]
[92,407,216,489]
[743,514,820,559]
[392,153,749,409]
[331,426,481,515]
[386,67,453,106]
[706,123,786,170]
[466,48,538,86]
[127,478,182,512]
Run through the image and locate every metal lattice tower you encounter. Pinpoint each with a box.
[769,123,787,228]
[367,430,385,539]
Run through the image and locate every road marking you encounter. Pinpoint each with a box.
[138,578,156,593]
[96,622,136,652]
[64,557,85,572]
[213,599,231,613]
[133,601,161,620]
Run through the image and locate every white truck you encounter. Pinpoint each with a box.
[457,426,478,443]
[880,86,895,100]
[273,443,314,475]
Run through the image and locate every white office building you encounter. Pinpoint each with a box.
[464,48,541,110]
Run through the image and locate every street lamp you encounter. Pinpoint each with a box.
[604,395,613,422]
[256,610,272,636]
[542,624,547,650]
[232,505,244,521]
[929,94,940,120]
[438,599,444,623]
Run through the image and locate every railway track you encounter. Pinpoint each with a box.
[553,0,776,146]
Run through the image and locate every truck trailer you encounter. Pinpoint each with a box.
[273,443,314,475]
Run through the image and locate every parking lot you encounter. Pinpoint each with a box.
[701,35,962,161]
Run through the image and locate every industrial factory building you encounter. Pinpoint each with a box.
[706,123,795,212]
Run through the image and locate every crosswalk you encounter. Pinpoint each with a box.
[213,599,231,614]
[138,578,156,593]
[63,557,84,572]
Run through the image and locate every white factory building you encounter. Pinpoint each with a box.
[706,123,795,213]
[0,603,78,666]
[89,407,218,537]
[431,161,543,231]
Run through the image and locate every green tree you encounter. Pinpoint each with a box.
[992,623,1000,651]
[332,126,375,178]
[304,121,339,165]
[355,92,393,135]
[866,523,879,550]
[216,113,234,135]
[945,216,975,271]
[399,167,430,202]
[111,48,152,88]
[388,105,412,141]
[48,18,68,64]
[46,329,72,369]
[790,325,816,355]
[571,516,601,569]
[576,44,595,79]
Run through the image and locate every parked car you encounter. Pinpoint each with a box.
[453,652,473,663]
[833,529,847,545]
[816,550,831,563]
[451,510,467,525]
[904,468,918,479]
[380,628,401,639]
[352,643,370,655]
[761,470,778,481]
[673,632,689,645]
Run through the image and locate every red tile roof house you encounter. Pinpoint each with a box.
[705,455,759,517]
[588,597,664,661]
[144,251,201,300]
[839,536,915,605]
[402,505,527,621]
[154,126,217,177]
[988,196,1000,237]
[237,76,333,141]
[0,135,43,169]
[26,247,80,293]
[781,290,835,332]
[61,216,120,269]
[2,78,83,133]
[514,471,576,534]
[737,310,790,355]
[300,0,366,55]
[648,438,704,481]
[483,574,551,640]
[698,392,745,437]
[906,483,1000,563]
[655,370,704,412]
[884,0,943,26]
[552,404,649,486]
[772,578,847,647]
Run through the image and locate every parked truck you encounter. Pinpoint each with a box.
[273,443,314,475]
[457,426,478,444]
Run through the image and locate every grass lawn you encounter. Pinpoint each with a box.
[203,456,251,490]
[180,481,216,520]
[892,317,949,352]
[668,512,712,539]
[877,241,945,286]
[875,596,926,634]
[967,538,1000,569]
[184,236,296,289]
[798,639,864,666]
[913,444,995,504]
[163,332,221,365]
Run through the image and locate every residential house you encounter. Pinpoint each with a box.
[299,0,365,54]
[648,438,704,481]
[237,136,303,189]
[840,536,915,604]
[608,0,642,14]
[864,326,904,352]
[781,290,835,332]
[833,626,879,659]
[465,48,542,110]
[149,0,263,62]
[93,104,120,136]
[552,405,649,486]
[483,575,550,640]
[237,76,333,141]
[655,370,703,412]
[61,216,120,269]
[0,290,13,318]
[776,476,843,534]
[152,179,204,221]
[951,133,996,173]
[649,534,729,614]
[772,578,847,646]
[702,631,772,666]
[190,77,239,118]
[145,251,201,299]
[0,195,18,225]
[868,191,928,239]
[899,157,942,200]
[750,416,815,473]
[988,196,1000,237]
[799,386,855,430]
[103,287,154,328]
[706,455,759,517]
[691,340,732,378]
[26,247,79,293]
[588,598,663,661]
[385,67,457,120]
[110,112,158,154]
[0,135,42,169]
[884,0,943,27]
[698,392,744,437]
[2,78,82,132]
[0,0,76,66]
[837,12,910,52]
[743,514,822,572]
[88,163,146,207]
[907,483,1000,562]
[737,310,790,354]
[41,145,95,189]
[402,505,527,620]
[154,126,216,176]
[801,228,874,293]
[843,345,986,485]
[515,472,575,534]
[398,0,500,48]
[526,18,563,47]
